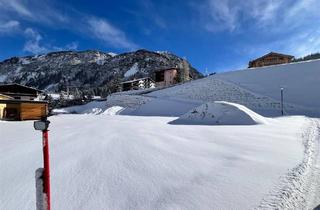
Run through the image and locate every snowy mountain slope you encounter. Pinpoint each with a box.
[1,115,319,210]
[214,59,320,110]
[0,49,202,94]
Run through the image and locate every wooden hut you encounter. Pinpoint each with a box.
[0,99,48,120]
[0,84,48,121]
[248,52,294,68]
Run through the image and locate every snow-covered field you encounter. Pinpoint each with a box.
[1,114,319,210]
[2,59,320,209]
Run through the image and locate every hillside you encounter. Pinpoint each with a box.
[0,49,202,95]
[214,59,320,110]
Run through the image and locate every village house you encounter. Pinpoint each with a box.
[155,68,179,87]
[248,52,294,68]
[119,60,193,92]
[0,83,48,121]
[155,60,192,88]
[120,77,155,91]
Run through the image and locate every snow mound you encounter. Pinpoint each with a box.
[171,101,268,125]
[52,101,107,115]
[102,106,124,115]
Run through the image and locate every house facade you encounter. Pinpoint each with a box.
[249,52,294,68]
[155,68,178,87]
[0,84,48,121]
[155,63,192,88]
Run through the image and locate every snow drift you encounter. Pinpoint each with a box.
[170,101,267,125]
[102,106,125,115]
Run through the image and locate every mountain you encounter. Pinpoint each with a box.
[0,49,202,96]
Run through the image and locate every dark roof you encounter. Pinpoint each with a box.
[0,83,43,95]
[250,52,294,63]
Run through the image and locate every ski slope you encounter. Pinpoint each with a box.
[1,115,319,210]
[215,59,320,112]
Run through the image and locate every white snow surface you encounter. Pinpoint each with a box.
[52,101,107,114]
[1,115,319,210]
[172,101,268,125]
[214,59,320,111]
[102,106,125,115]
[124,63,139,77]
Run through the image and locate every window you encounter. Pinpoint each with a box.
[155,71,165,82]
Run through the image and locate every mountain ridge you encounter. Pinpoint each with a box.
[0,49,202,96]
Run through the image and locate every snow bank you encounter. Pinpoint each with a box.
[171,101,267,125]
[102,106,125,115]
[52,94,152,116]
[52,101,107,114]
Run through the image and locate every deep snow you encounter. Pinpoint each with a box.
[1,115,319,210]
[215,59,320,111]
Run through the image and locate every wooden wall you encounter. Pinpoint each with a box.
[0,101,48,121]
[249,55,292,68]
[20,103,48,120]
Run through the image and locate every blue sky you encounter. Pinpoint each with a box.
[0,0,320,73]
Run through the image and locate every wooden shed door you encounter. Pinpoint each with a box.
[4,108,19,120]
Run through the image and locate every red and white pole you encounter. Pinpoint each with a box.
[34,119,51,210]
[42,129,51,210]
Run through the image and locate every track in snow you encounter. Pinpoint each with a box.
[257,119,320,210]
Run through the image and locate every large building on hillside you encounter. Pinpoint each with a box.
[155,60,192,87]
[249,52,294,68]
[0,83,48,121]
[119,60,193,92]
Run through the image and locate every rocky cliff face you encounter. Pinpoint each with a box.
[0,49,202,96]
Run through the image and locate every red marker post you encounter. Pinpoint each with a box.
[34,118,51,210]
